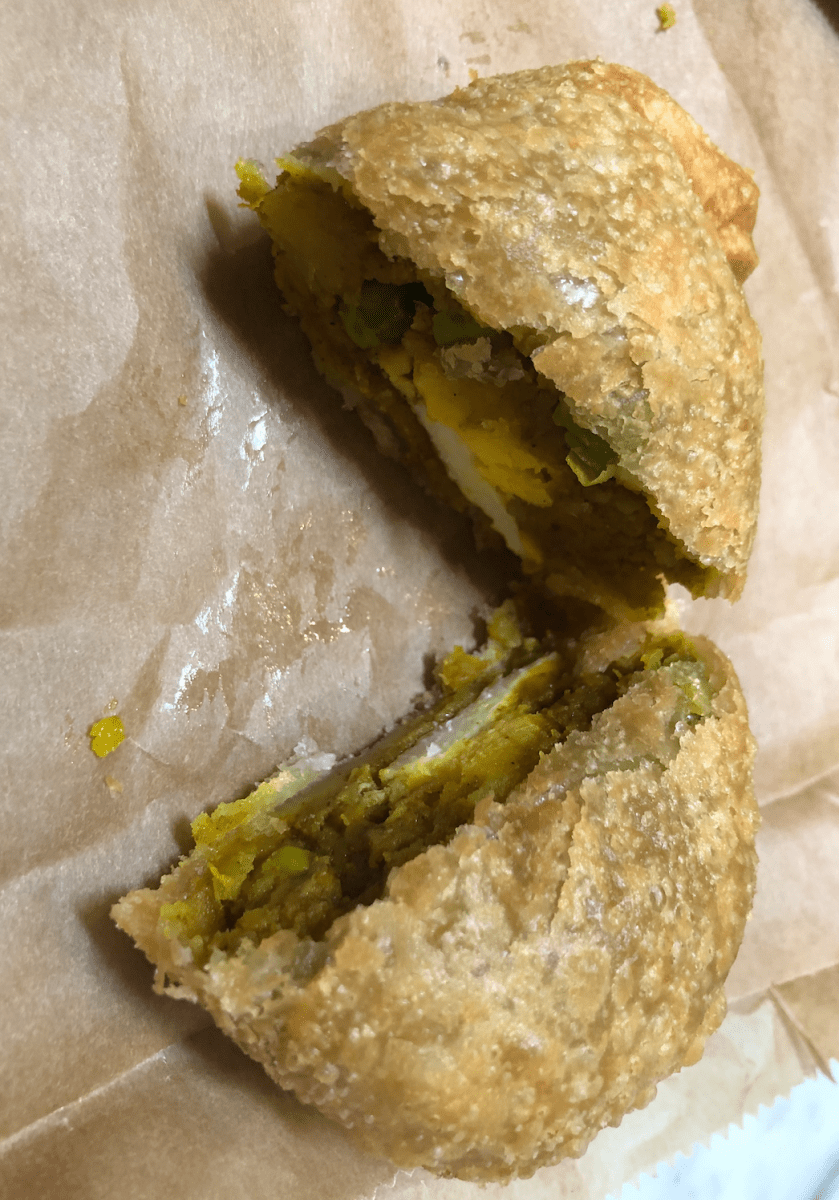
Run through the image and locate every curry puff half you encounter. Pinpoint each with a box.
[238,60,764,620]
[113,604,757,1182]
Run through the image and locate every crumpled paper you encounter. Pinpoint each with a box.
[1,0,837,1197]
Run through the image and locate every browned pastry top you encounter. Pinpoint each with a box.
[306,61,763,596]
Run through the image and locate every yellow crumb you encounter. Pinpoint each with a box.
[178,394,188,406]
[235,158,270,208]
[89,715,125,758]
[656,4,677,29]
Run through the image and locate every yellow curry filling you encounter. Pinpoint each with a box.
[238,159,707,619]
[159,606,712,964]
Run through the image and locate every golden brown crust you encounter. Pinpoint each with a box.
[303,61,764,598]
[587,62,759,282]
[112,636,757,1182]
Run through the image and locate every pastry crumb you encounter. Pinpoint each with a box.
[89,715,125,758]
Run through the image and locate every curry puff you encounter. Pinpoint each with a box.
[113,606,757,1182]
[114,61,762,1183]
[237,59,763,619]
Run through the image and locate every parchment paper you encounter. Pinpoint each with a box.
[2,1,837,1196]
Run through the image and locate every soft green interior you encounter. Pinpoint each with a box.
[159,606,711,961]
[239,160,708,619]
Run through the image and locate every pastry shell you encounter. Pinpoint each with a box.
[113,633,757,1182]
[293,60,764,598]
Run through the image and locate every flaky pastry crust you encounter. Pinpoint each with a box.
[113,636,757,1182]
[298,61,764,597]
[588,62,760,283]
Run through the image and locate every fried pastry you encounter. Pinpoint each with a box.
[113,607,757,1181]
[238,60,764,619]
[115,61,762,1183]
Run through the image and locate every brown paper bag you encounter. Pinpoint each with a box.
[2,1,837,1195]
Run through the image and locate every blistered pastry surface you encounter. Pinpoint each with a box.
[313,61,763,592]
[587,62,760,283]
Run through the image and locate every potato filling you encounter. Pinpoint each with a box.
[158,607,711,963]
[240,161,707,618]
